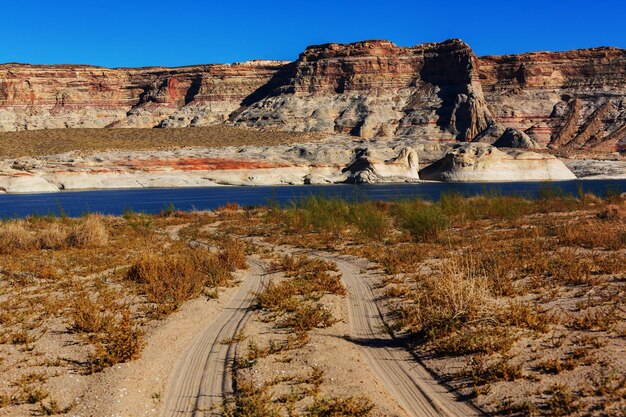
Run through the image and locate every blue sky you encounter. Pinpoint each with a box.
[2,0,625,67]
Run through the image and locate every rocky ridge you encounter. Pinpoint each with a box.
[1,39,625,153]
[0,140,579,193]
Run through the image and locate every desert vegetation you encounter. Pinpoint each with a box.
[0,211,246,414]
[0,126,320,158]
[207,189,625,416]
[1,188,624,416]
[221,253,375,417]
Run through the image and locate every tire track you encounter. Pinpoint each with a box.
[160,259,266,417]
[309,251,482,417]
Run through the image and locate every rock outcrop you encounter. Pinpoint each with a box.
[478,48,626,152]
[344,146,419,183]
[0,61,286,130]
[419,143,576,182]
[1,40,625,153]
[0,140,425,193]
[231,39,493,142]
[472,125,540,148]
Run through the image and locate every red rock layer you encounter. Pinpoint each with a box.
[1,40,625,152]
[0,61,285,130]
[478,47,626,150]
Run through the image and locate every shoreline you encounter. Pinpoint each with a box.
[1,179,625,219]
[0,175,626,196]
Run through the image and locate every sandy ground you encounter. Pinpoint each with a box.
[235,252,408,417]
[159,259,267,416]
[232,239,481,417]
[69,276,246,417]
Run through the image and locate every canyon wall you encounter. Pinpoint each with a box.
[0,61,286,130]
[478,47,626,151]
[1,40,625,152]
[230,39,493,141]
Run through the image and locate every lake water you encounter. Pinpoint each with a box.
[0,179,625,218]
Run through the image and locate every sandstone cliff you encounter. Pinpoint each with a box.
[478,47,626,152]
[231,39,493,142]
[0,61,286,130]
[1,40,625,152]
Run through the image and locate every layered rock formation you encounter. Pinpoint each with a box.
[419,143,576,182]
[1,40,625,152]
[231,39,493,141]
[0,61,286,130]
[1,139,582,193]
[343,146,419,183]
[0,140,425,192]
[478,48,626,152]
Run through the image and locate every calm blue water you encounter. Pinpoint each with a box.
[0,180,624,218]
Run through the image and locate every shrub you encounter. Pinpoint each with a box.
[68,215,108,247]
[440,192,532,221]
[265,255,345,302]
[431,326,515,355]
[225,376,280,417]
[255,281,298,312]
[287,196,350,234]
[500,301,551,332]
[0,221,35,253]
[87,309,144,373]
[219,237,247,270]
[556,219,626,250]
[349,202,389,241]
[397,257,491,339]
[69,293,116,334]
[545,385,581,416]
[276,255,338,277]
[394,203,448,242]
[597,203,626,221]
[280,304,337,332]
[126,246,236,316]
[470,358,523,384]
[198,254,235,287]
[126,251,204,316]
[37,223,68,249]
[376,244,429,275]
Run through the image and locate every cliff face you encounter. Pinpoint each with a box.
[0,61,286,130]
[231,39,494,141]
[478,47,626,151]
[1,40,625,152]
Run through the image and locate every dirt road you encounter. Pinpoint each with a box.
[160,241,480,417]
[313,251,482,417]
[160,259,266,417]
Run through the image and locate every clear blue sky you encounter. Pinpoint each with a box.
[2,0,625,67]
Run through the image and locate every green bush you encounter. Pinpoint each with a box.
[394,202,448,242]
[349,202,389,241]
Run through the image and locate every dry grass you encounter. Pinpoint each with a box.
[555,218,626,250]
[255,255,343,340]
[0,214,107,253]
[126,244,237,317]
[0,126,321,158]
[87,309,144,373]
[217,192,625,415]
[67,215,108,247]
[396,256,493,342]
[0,212,249,413]
[258,255,344,314]
[228,248,369,417]
[1,192,624,415]
[304,397,374,417]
